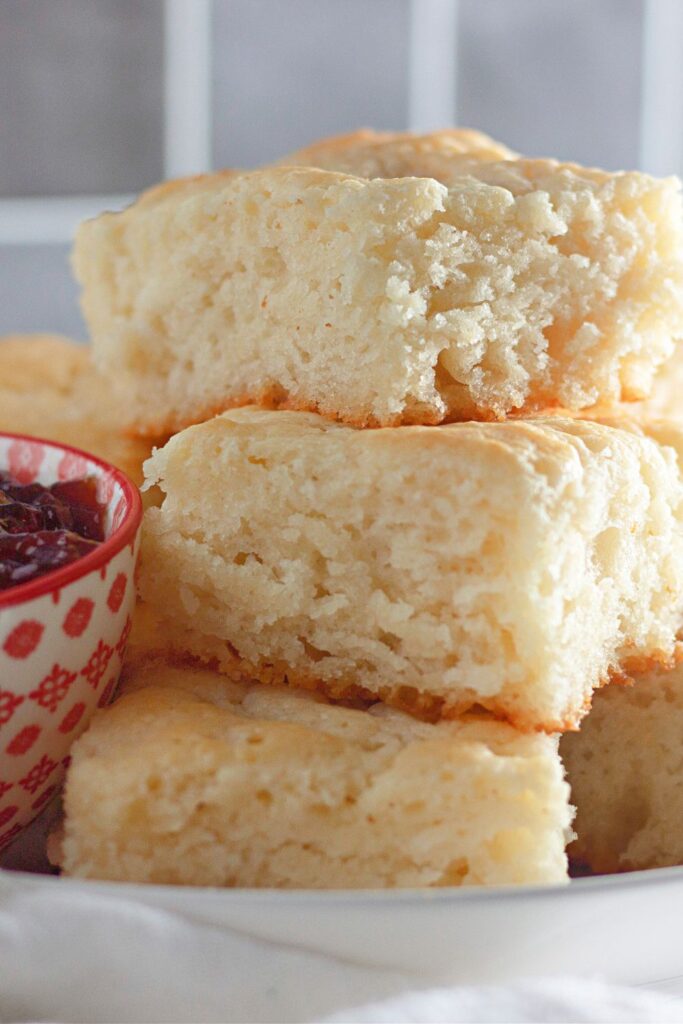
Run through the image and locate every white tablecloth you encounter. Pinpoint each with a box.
[1,880,682,1024]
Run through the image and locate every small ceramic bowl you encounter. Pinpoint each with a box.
[0,433,142,850]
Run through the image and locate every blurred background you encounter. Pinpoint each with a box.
[1,0,681,340]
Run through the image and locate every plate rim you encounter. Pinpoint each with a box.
[4,861,683,906]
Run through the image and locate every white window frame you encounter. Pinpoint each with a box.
[639,0,683,176]
[408,0,460,132]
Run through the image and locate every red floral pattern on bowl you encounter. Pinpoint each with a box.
[0,433,142,850]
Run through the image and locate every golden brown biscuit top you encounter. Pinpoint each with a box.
[0,333,154,485]
[278,127,517,180]
[0,334,90,395]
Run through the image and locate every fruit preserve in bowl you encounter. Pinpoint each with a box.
[0,433,142,851]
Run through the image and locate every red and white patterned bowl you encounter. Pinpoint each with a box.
[0,433,142,850]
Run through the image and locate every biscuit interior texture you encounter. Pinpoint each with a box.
[139,408,683,732]
[641,347,683,422]
[74,143,683,435]
[0,333,152,485]
[57,657,572,888]
[562,650,683,873]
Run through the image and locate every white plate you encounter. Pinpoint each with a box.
[4,865,683,992]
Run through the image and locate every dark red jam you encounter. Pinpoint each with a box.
[0,471,106,591]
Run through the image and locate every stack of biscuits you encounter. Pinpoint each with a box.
[12,128,683,887]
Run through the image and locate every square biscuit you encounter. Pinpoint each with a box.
[0,334,153,486]
[74,139,683,434]
[139,408,683,731]
[562,648,683,874]
[56,657,572,888]
[563,420,683,872]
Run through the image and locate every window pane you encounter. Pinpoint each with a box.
[457,0,643,170]
[212,0,411,169]
[0,0,164,196]
[0,245,85,338]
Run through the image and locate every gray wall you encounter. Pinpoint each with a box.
[0,0,669,339]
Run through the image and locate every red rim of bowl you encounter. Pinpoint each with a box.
[0,432,143,609]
